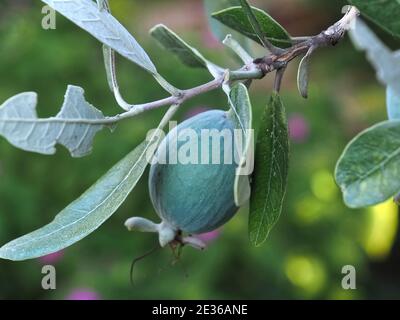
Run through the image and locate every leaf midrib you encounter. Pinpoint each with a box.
[1,142,147,253]
[347,145,400,189]
[254,100,276,245]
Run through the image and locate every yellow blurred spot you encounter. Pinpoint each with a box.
[358,87,386,114]
[363,200,398,260]
[295,197,323,225]
[110,1,138,24]
[285,255,326,294]
[311,170,337,202]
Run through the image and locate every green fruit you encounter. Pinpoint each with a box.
[149,110,239,235]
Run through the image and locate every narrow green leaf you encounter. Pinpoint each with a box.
[348,0,400,38]
[335,120,400,208]
[249,93,289,246]
[150,24,206,68]
[212,6,292,48]
[41,0,157,74]
[227,83,253,207]
[239,0,269,48]
[0,85,109,158]
[150,24,223,78]
[0,105,179,261]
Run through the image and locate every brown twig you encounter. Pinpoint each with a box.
[73,6,360,125]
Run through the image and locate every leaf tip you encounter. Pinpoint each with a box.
[0,245,14,261]
[249,233,268,247]
[149,23,165,35]
[301,91,309,99]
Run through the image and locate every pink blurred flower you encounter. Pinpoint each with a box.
[184,106,210,119]
[195,229,221,244]
[202,29,222,49]
[39,250,64,264]
[66,289,101,300]
[288,114,310,143]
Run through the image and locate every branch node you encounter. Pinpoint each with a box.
[106,6,360,122]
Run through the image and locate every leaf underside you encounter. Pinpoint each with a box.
[349,18,400,120]
[249,93,289,246]
[41,0,157,73]
[212,6,292,48]
[0,142,148,261]
[227,83,253,207]
[0,85,109,158]
[0,104,178,261]
[335,120,400,208]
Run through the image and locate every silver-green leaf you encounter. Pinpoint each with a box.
[41,0,157,74]
[0,85,109,158]
[227,83,253,207]
[297,48,313,99]
[0,105,178,261]
[349,18,400,120]
[103,44,117,92]
[249,92,289,246]
[335,120,400,208]
[387,86,400,120]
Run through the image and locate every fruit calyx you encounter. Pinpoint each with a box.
[124,217,206,250]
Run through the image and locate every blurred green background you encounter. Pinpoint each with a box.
[0,0,400,300]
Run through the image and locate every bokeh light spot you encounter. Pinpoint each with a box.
[295,197,324,225]
[362,200,398,260]
[311,170,337,202]
[285,255,327,295]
